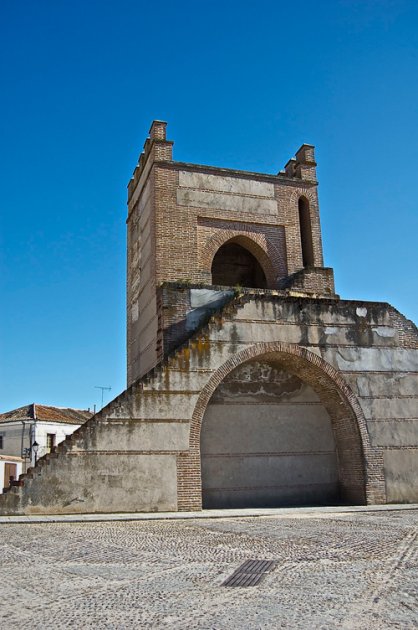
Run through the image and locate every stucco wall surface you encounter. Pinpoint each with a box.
[201,362,338,508]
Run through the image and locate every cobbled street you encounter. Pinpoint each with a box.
[0,509,417,629]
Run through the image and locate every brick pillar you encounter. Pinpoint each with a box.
[295,144,317,182]
[149,120,167,141]
[176,450,202,511]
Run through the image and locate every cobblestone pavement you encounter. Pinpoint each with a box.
[0,510,417,629]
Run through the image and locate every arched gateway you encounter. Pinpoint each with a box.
[2,121,417,517]
[211,241,267,289]
[189,343,372,510]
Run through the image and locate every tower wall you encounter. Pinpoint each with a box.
[127,122,334,386]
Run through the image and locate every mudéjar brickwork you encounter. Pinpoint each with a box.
[0,121,417,515]
[126,120,335,385]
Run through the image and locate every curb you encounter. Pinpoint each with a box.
[0,503,417,525]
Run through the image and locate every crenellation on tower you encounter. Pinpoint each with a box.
[127,119,173,203]
[149,119,167,140]
[294,143,317,181]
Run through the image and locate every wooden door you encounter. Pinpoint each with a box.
[4,463,17,488]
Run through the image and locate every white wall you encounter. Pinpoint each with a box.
[0,421,81,467]
[0,460,23,491]
[0,422,31,459]
[34,422,80,460]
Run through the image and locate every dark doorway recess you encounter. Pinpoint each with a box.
[211,242,266,289]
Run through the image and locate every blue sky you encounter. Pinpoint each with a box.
[1,0,417,412]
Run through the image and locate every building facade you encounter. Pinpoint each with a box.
[0,121,417,515]
[0,404,91,492]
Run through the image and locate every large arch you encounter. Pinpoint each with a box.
[178,342,386,510]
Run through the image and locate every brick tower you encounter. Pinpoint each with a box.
[127,120,335,385]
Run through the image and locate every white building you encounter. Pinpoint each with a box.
[0,404,92,492]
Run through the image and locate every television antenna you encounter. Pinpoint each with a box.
[94,385,111,410]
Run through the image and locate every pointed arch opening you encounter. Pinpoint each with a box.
[211,240,267,289]
[199,349,367,508]
[178,342,383,512]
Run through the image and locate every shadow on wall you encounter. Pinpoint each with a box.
[211,242,267,289]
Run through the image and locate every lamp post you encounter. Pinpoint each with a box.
[32,441,39,466]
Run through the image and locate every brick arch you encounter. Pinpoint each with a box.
[179,342,386,510]
[200,231,283,288]
[289,187,324,268]
[289,186,317,207]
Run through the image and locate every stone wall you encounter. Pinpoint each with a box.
[2,290,417,515]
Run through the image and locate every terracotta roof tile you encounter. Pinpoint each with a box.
[0,404,93,425]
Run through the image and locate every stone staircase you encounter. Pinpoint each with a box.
[0,287,250,512]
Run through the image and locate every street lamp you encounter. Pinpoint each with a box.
[32,441,39,466]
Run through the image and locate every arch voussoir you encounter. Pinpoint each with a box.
[200,231,283,288]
